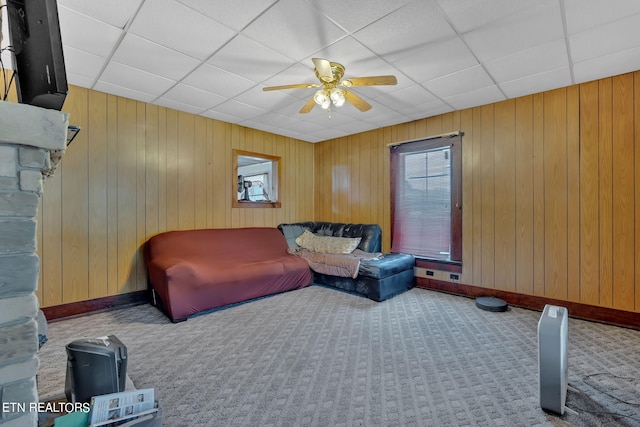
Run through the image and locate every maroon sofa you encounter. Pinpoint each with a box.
[144,227,312,322]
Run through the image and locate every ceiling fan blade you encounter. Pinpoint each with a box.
[343,90,372,112]
[312,58,334,83]
[341,75,398,87]
[299,96,317,114]
[263,83,319,91]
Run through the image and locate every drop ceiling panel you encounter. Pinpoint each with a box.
[443,85,505,110]
[183,63,256,98]
[422,65,496,99]
[93,81,157,104]
[307,0,410,33]
[62,46,107,83]
[57,6,123,58]
[176,0,278,32]
[111,34,200,80]
[128,0,236,60]
[154,97,205,114]
[57,0,143,29]
[563,0,640,34]
[161,83,227,110]
[242,0,346,61]
[99,61,176,97]
[498,67,572,99]
[463,0,564,62]
[573,46,640,84]
[214,99,267,119]
[569,13,640,63]
[435,0,537,33]
[207,35,295,82]
[392,37,478,83]
[484,39,569,84]
[353,2,456,61]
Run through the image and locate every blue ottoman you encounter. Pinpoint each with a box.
[313,252,415,301]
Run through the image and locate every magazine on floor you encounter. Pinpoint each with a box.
[88,388,157,426]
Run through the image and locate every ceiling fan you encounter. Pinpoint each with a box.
[263,58,397,114]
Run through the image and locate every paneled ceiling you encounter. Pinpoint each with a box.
[3,0,640,142]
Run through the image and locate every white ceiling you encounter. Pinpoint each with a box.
[3,0,640,143]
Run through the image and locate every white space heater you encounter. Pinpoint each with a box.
[538,304,568,415]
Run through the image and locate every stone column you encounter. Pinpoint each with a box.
[0,101,69,426]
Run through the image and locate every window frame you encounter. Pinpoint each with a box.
[390,132,462,264]
[233,149,281,208]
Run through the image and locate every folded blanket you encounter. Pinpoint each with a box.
[288,248,382,278]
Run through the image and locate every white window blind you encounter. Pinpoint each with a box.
[390,134,462,261]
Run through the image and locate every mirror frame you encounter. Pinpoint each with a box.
[233,149,282,208]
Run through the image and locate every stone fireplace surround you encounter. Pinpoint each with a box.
[0,101,68,426]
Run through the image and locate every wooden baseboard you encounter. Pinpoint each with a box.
[41,281,640,330]
[417,278,640,330]
[41,291,149,322]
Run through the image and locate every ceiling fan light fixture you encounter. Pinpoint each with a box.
[330,88,345,107]
[314,89,329,108]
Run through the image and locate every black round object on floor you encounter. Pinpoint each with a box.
[475,296,508,312]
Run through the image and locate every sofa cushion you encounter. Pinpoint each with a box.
[279,222,382,253]
[295,230,362,254]
[358,253,415,279]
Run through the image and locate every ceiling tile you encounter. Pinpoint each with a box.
[93,81,157,104]
[237,86,300,111]
[401,99,453,121]
[111,33,200,81]
[435,0,537,33]
[464,0,564,62]
[242,0,346,61]
[564,0,640,34]
[183,63,256,98]
[378,85,438,112]
[57,0,143,29]
[573,46,640,84]
[200,109,243,124]
[307,0,410,32]
[354,2,456,61]
[498,67,572,99]
[484,39,569,84]
[214,99,267,119]
[99,62,176,97]
[161,83,227,110]
[569,13,640,63]
[422,65,495,99]
[62,46,106,83]
[207,35,295,83]
[153,97,205,114]
[129,0,236,60]
[443,85,505,110]
[67,74,95,88]
[176,0,277,32]
[57,6,123,58]
[393,37,477,83]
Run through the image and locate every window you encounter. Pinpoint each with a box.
[233,150,281,208]
[243,173,269,201]
[390,133,462,262]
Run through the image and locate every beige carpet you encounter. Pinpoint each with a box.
[37,286,640,426]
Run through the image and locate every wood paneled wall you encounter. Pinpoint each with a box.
[314,71,640,314]
[32,85,314,307]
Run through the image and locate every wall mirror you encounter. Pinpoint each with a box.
[233,149,281,208]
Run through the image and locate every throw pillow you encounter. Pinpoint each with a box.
[295,230,362,254]
[280,224,308,249]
